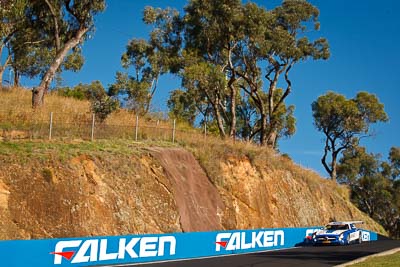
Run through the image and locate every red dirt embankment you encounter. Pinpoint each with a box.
[0,142,385,240]
[148,148,224,232]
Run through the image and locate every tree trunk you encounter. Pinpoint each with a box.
[13,70,20,87]
[229,84,237,140]
[0,44,4,86]
[260,111,268,146]
[331,152,338,182]
[32,27,88,108]
[266,130,278,148]
[0,55,11,87]
[214,100,226,139]
[0,68,4,87]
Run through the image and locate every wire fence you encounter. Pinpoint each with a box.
[0,109,206,143]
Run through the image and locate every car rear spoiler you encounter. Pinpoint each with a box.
[329,221,364,225]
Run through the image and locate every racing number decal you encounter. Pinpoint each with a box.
[362,231,370,241]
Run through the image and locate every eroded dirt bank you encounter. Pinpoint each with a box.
[0,143,385,240]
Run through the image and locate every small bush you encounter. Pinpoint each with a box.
[92,96,119,123]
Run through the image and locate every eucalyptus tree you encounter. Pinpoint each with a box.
[9,0,106,107]
[110,7,183,115]
[182,0,245,139]
[182,0,328,145]
[131,0,329,146]
[234,0,329,146]
[0,0,26,85]
[337,146,400,237]
[312,91,388,181]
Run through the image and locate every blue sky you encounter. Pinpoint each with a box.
[12,0,400,177]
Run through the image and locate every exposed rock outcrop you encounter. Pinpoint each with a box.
[0,145,385,240]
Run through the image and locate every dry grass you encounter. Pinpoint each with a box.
[0,87,90,121]
[0,87,192,141]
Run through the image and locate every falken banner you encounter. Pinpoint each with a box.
[0,227,377,266]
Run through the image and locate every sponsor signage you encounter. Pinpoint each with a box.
[215,230,285,252]
[52,236,176,265]
[0,227,378,266]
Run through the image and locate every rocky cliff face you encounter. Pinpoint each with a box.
[215,156,380,231]
[0,143,384,240]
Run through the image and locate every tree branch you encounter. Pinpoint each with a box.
[322,136,333,176]
[65,0,83,25]
[272,60,295,114]
[23,39,47,45]
[45,0,61,51]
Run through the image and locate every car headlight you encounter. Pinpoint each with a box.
[339,233,344,240]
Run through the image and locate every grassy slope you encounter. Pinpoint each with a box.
[349,252,400,267]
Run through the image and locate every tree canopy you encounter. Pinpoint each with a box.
[0,0,27,85]
[3,0,106,107]
[312,91,388,181]
[338,146,400,238]
[116,0,329,147]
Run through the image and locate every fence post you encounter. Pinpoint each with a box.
[49,112,53,140]
[172,119,176,143]
[135,115,139,141]
[91,113,95,141]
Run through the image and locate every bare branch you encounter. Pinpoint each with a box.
[23,39,47,45]
[45,0,61,51]
[321,136,333,176]
[272,60,295,114]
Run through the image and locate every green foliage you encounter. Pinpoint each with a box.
[58,81,105,100]
[111,6,182,115]
[0,1,27,43]
[127,0,329,145]
[109,71,152,115]
[167,89,197,126]
[389,147,400,180]
[92,96,120,123]
[58,81,119,122]
[4,0,106,106]
[63,49,85,72]
[0,0,27,85]
[338,146,400,238]
[269,88,297,140]
[312,91,388,180]
[11,0,105,78]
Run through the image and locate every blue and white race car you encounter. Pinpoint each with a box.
[312,221,364,245]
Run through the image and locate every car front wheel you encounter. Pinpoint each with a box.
[346,235,350,245]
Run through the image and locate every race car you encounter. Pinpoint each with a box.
[311,221,364,245]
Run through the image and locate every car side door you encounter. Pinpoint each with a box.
[348,224,359,241]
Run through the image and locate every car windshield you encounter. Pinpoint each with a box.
[325,224,349,230]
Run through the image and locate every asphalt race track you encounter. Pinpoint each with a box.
[106,238,400,267]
